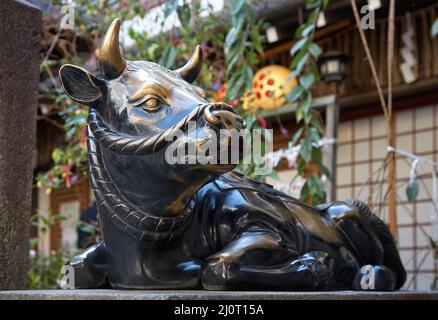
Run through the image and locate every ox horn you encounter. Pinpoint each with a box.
[97,18,126,79]
[175,45,204,83]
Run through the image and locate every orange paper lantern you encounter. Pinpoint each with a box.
[243,65,297,111]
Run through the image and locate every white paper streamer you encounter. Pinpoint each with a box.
[387,146,438,241]
[264,138,336,196]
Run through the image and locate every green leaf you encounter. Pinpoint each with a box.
[307,7,319,24]
[286,84,304,102]
[300,134,313,163]
[406,179,420,203]
[308,127,321,142]
[291,127,304,146]
[243,65,254,88]
[307,174,324,194]
[291,50,309,70]
[231,0,245,14]
[291,53,309,78]
[244,114,257,130]
[226,43,243,65]
[251,25,264,55]
[432,18,438,37]
[294,25,306,38]
[306,0,322,10]
[296,107,304,123]
[310,116,324,133]
[233,10,246,32]
[52,149,63,163]
[302,24,315,37]
[309,43,322,59]
[299,72,316,90]
[299,91,313,114]
[291,38,310,56]
[304,112,314,124]
[225,26,239,49]
[226,70,245,100]
[159,44,177,69]
[226,53,240,73]
[320,164,332,180]
[177,3,191,29]
[164,0,178,18]
[300,180,310,202]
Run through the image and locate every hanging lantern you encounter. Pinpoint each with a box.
[318,51,349,84]
[243,65,297,111]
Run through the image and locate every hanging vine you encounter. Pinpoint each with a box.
[223,0,271,180]
[286,0,330,205]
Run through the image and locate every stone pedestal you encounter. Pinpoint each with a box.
[0,290,437,300]
[0,0,42,290]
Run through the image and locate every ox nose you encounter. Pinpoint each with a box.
[203,103,246,130]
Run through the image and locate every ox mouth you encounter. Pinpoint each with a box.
[88,103,245,159]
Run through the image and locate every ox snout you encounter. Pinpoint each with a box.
[203,103,246,131]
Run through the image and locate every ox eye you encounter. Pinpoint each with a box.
[138,97,164,113]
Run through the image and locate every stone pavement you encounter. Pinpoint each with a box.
[0,290,437,300]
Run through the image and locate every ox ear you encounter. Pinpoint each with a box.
[59,64,106,105]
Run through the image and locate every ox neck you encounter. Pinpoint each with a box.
[89,132,216,219]
[99,147,206,216]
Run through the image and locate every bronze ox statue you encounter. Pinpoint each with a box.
[59,18,406,291]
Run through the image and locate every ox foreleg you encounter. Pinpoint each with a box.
[66,242,109,289]
[201,228,335,290]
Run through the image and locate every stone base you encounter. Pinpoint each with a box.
[1,290,437,300]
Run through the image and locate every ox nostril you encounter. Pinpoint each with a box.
[203,104,246,129]
[204,105,221,125]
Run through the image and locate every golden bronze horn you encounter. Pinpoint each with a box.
[175,45,204,83]
[97,18,126,79]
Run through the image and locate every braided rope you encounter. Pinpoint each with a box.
[88,104,208,156]
[87,126,194,243]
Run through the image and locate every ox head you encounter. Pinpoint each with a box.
[60,19,245,174]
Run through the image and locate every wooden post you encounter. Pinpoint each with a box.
[387,117,398,238]
[325,100,339,202]
[387,0,397,238]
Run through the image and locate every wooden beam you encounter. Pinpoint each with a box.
[339,77,438,110]
[262,19,352,60]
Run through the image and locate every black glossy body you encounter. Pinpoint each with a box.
[60,19,406,291]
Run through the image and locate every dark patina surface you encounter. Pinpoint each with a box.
[59,19,406,291]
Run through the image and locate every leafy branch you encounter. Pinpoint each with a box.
[224,0,264,105]
[287,0,330,205]
[223,0,271,180]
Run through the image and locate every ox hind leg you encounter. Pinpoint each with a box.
[322,199,406,290]
[345,199,407,290]
[201,227,335,290]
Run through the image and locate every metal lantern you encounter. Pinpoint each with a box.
[319,51,349,84]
